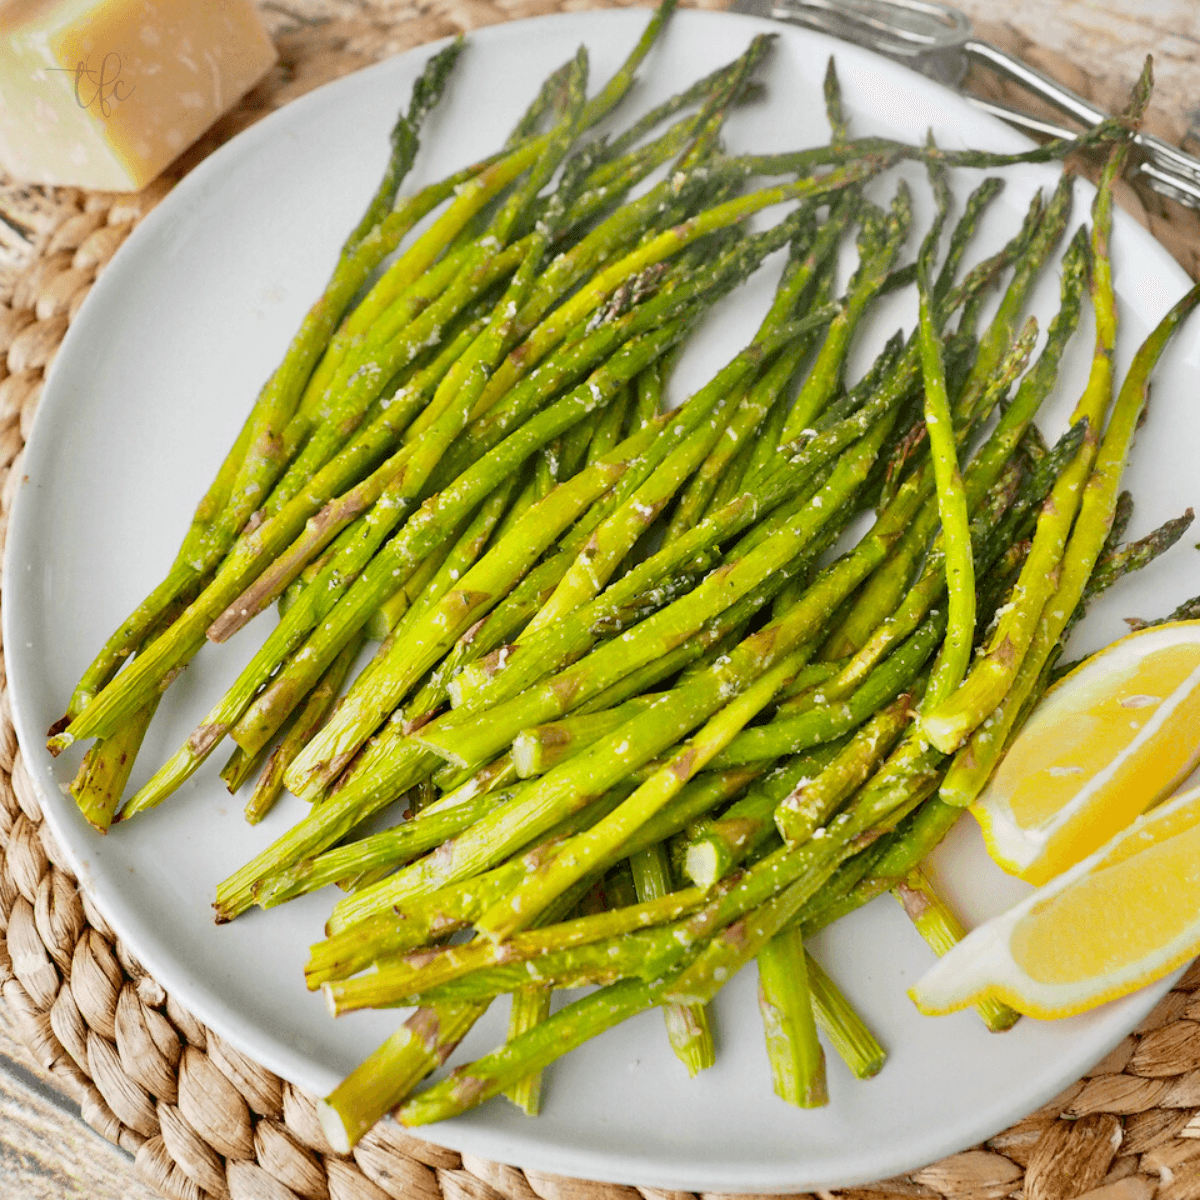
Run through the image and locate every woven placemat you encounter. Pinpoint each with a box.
[3,3,1200,1198]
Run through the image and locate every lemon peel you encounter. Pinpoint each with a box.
[971,619,1200,885]
[911,780,1200,1020]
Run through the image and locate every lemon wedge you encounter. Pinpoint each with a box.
[911,780,1200,1019]
[971,620,1200,886]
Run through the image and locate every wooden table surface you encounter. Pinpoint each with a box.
[1,0,1198,1196]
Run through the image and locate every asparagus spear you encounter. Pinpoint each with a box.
[778,185,913,443]
[821,182,1071,661]
[511,697,664,779]
[320,1000,490,1153]
[395,745,941,1126]
[921,103,1143,754]
[824,235,1089,699]
[806,952,886,1079]
[1087,508,1195,607]
[630,843,715,1076]
[939,276,1200,802]
[774,691,917,846]
[681,745,844,888]
[710,611,942,769]
[420,407,899,771]
[241,631,365,824]
[325,888,704,1013]
[757,925,828,1107]
[59,40,469,719]
[471,645,817,941]
[914,220,975,707]
[894,868,1019,1032]
[503,988,553,1114]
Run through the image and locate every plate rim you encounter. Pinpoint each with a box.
[3,6,1193,1191]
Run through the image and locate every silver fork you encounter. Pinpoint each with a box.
[729,0,1200,210]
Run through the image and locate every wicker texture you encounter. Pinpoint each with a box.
[3,3,1200,1198]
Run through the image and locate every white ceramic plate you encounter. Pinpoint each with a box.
[6,8,1200,1192]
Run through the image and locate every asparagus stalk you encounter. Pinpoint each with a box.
[774,691,917,846]
[69,700,160,833]
[820,180,1066,660]
[824,234,1088,699]
[958,169,1073,402]
[324,888,704,1013]
[1126,590,1200,631]
[894,868,1019,1032]
[1086,508,1195,605]
[711,611,942,769]
[366,473,520,656]
[630,843,714,1076]
[779,185,913,442]
[511,696,664,779]
[806,952,886,1079]
[681,744,844,888]
[757,925,828,1107]
[399,978,660,1127]
[256,784,528,910]
[939,276,1200,802]
[920,119,1140,754]
[320,1000,490,1153]
[471,645,817,941]
[60,40,468,718]
[914,247,974,707]
[242,631,365,824]
[798,798,960,937]
[67,573,211,830]
[503,988,553,1114]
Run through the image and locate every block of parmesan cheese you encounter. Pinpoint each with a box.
[0,0,277,191]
